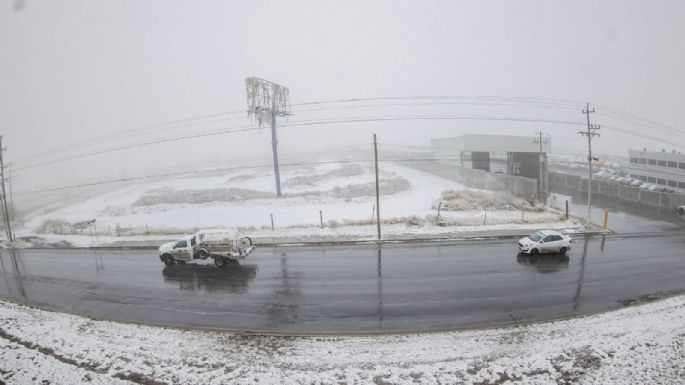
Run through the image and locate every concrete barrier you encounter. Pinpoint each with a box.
[549,171,685,210]
[405,161,538,199]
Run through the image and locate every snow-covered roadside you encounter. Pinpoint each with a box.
[9,217,583,248]
[1,296,683,384]
[13,162,585,248]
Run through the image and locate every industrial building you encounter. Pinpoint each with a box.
[430,134,551,197]
[627,149,685,189]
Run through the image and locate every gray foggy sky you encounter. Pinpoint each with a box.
[2,0,685,191]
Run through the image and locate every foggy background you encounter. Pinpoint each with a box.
[2,0,685,194]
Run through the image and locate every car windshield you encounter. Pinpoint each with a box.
[529,232,545,242]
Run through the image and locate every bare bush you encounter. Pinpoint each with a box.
[283,164,367,187]
[36,218,72,234]
[134,188,275,206]
[326,177,410,198]
[437,189,543,212]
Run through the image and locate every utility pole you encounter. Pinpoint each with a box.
[245,77,291,197]
[270,109,282,197]
[533,131,549,203]
[373,134,381,240]
[8,164,14,221]
[0,136,13,241]
[580,103,600,228]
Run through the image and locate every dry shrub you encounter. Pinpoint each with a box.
[36,218,72,234]
[134,188,275,206]
[437,189,543,212]
[284,164,367,187]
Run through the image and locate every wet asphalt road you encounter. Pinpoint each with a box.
[1,232,685,334]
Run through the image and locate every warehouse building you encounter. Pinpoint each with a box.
[430,134,551,196]
[627,148,685,189]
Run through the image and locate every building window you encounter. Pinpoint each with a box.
[668,161,677,168]
[648,159,657,165]
[679,182,685,189]
[668,180,678,187]
[638,158,647,164]
[648,176,657,183]
[638,175,647,182]
[679,162,685,169]
[630,157,638,163]
[658,160,667,167]
[657,178,667,185]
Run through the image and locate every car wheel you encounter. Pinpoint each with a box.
[162,254,175,267]
[559,247,567,256]
[530,248,539,256]
[214,256,226,268]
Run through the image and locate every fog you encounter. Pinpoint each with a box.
[2,0,685,193]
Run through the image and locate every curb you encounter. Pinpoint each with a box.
[4,229,612,251]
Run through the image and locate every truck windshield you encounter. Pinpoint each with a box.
[529,232,545,242]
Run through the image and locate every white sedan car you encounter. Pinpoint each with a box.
[518,230,573,256]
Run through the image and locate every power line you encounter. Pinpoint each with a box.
[12,111,246,164]
[13,126,261,173]
[15,156,632,196]
[10,114,587,174]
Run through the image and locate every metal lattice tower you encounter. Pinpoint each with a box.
[245,77,291,197]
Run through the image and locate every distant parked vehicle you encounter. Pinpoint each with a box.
[517,230,573,256]
[629,179,642,187]
[678,206,685,221]
[159,229,254,268]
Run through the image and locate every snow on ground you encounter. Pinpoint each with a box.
[0,295,683,384]
[17,162,582,247]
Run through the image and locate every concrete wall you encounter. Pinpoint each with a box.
[549,171,685,210]
[405,161,538,199]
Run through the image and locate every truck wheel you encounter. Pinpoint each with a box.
[214,256,226,268]
[559,247,567,256]
[198,250,209,260]
[162,254,175,267]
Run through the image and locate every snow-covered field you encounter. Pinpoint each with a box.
[16,162,582,247]
[1,294,683,384]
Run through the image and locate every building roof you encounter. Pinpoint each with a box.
[431,134,551,153]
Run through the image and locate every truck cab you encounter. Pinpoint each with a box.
[159,235,196,266]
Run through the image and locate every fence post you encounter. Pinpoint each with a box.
[565,200,569,220]
[436,201,442,225]
[371,204,376,224]
[521,210,524,223]
[483,210,487,225]
[319,210,323,228]
[270,213,275,231]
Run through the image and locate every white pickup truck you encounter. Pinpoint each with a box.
[159,230,254,268]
